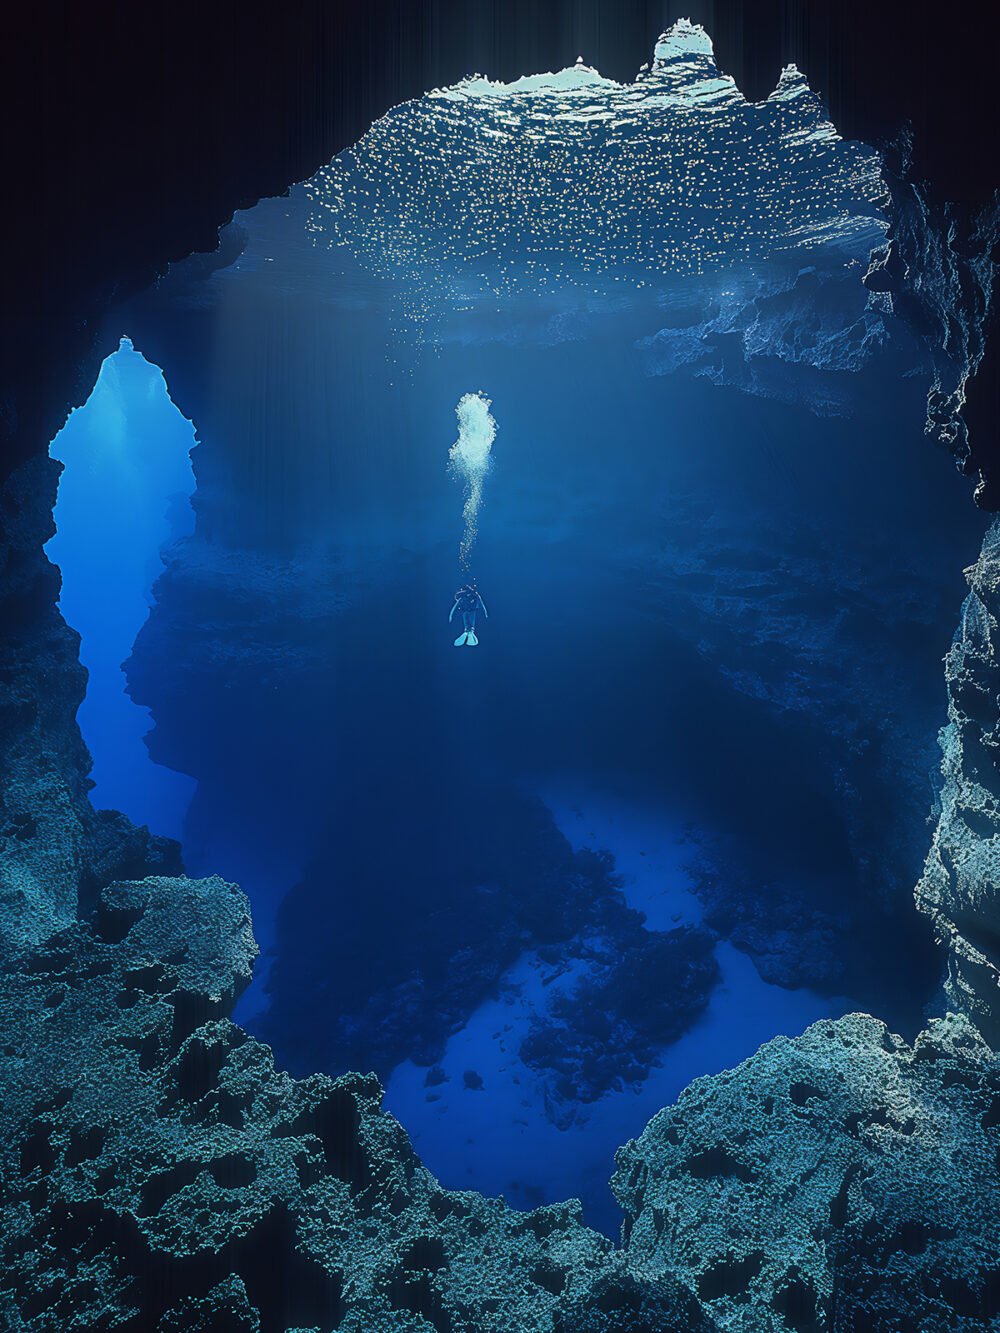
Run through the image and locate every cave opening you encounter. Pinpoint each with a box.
[46,24,988,1236]
[46,336,198,842]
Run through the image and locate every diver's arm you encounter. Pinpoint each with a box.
[449,601,459,623]
[477,594,488,618]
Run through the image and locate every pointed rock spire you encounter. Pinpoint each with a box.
[648,18,740,107]
[653,18,716,65]
[770,63,812,102]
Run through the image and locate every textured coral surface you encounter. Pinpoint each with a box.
[615,1011,1000,1331]
[0,874,709,1331]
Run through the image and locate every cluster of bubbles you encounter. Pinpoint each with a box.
[303,19,887,329]
[448,391,497,569]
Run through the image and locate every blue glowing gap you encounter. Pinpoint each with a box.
[47,337,197,839]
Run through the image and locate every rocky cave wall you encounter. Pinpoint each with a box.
[916,518,1000,1047]
[5,4,1000,1330]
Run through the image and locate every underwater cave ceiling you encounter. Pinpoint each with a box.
[305,24,886,293]
[6,5,1000,1331]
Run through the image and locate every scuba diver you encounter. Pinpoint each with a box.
[450,582,488,646]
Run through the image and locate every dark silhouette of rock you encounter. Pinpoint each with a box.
[520,925,719,1121]
[863,146,1000,507]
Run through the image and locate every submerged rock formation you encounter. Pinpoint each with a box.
[614,1011,1000,1332]
[519,921,719,1123]
[262,794,720,1123]
[638,259,926,416]
[0,455,180,950]
[862,142,1000,507]
[917,519,1000,1044]
[0,872,712,1331]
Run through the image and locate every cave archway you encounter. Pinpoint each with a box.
[47,336,198,842]
[53,23,989,1233]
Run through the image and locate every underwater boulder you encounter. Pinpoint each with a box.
[0,872,705,1330]
[614,1011,1000,1331]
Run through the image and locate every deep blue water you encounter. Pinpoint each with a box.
[48,41,989,1235]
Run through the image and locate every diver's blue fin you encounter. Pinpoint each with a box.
[454,632,469,647]
[466,631,479,646]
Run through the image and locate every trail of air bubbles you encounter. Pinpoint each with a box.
[449,392,497,569]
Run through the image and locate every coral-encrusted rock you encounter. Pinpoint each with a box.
[638,260,918,418]
[0,456,181,950]
[917,519,1000,1043]
[0,455,95,943]
[613,1011,1000,1332]
[862,149,1000,506]
[0,873,706,1331]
